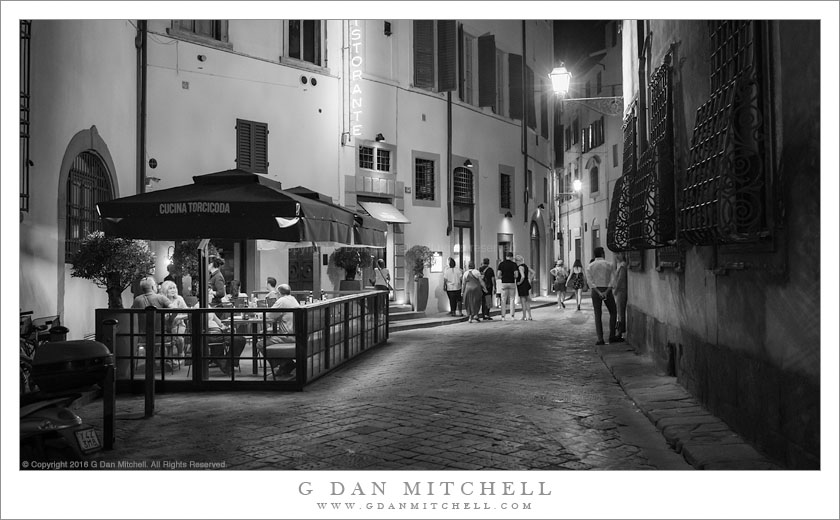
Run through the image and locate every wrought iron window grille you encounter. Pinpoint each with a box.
[680,21,773,247]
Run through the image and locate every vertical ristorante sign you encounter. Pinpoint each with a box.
[350,20,363,137]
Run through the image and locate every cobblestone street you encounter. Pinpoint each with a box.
[82,301,690,471]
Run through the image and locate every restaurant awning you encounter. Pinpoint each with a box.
[97,169,386,246]
[358,201,411,224]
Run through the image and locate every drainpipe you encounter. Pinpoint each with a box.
[446,91,452,236]
[522,21,529,224]
[136,20,147,194]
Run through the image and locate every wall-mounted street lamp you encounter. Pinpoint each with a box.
[504,211,513,219]
[375,133,385,142]
[549,63,623,117]
[464,159,473,168]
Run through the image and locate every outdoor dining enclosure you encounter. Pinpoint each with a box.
[94,167,390,392]
[95,290,389,392]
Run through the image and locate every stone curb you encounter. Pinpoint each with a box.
[596,343,783,470]
[389,299,558,332]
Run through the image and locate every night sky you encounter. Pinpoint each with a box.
[553,20,608,71]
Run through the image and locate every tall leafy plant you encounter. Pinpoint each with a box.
[69,231,156,308]
[331,247,373,281]
[405,245,433,280]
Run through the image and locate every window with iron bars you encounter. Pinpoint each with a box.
[359,146,374,170]
[415,158,435,201]
[680,21,775,250]
[65,152,113,259]
[500,173,512,210]
[453,167,474,205]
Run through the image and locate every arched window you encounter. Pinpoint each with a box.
[65,151,113,258]
[453,167,473,205]
[589,165,599,194]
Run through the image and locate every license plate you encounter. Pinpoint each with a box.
[74,427,101,453]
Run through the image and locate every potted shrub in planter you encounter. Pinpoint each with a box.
[70,231,156,309]
[331,247,372,291]
[70,231,156,378]
[404,245,433,312]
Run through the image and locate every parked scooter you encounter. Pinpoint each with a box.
[20,393,102,464]
[20,331,111,466]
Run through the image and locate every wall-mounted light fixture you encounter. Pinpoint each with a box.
[537,203,545,210]
[375,133,385,142]
[145,176,161,187]
[504,211,513,218]
[197,54,207,62]
[464,159,473,168]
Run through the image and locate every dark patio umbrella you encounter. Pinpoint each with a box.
[97,169,385,246]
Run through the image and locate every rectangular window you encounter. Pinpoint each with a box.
[572,118,579,144]
[175,20,229,42]
[508,54,523,120]
[359,146,374,170]
[590,166,599,194]
[540,79,549,139]
[526,170,533,199]
[500,173,512,210]
[287,20,322,65]
[376,149,391,172]
[236,119,268,174]
[415,158,435,201]
[526,66,536,130]
[543,177,548,204]
[565,126,571,150]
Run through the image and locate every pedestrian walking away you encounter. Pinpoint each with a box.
[585,247,619,345]
[550,259,568,309]
[613,252,628,341]
[496,252,519,320]
[371,258,392,294]
[443,257,464,316]
[566,259,586,311]
[515,256,534,320]
[478,258,496,320]
[461,261,485,323]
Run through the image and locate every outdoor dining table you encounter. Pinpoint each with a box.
[222,314,270,375]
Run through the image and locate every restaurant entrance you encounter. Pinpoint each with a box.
[288,247,314,292]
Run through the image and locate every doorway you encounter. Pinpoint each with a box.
[574,238,582,265]
[288,247,314,292]
[530,221,541,293]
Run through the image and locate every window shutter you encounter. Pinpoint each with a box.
[540,78,549,138]
[478,35,496,107]
[437,20,457,92]
[508,54,522,120]
[457,23,464,100]
[413,21,435,89]
[253,122,268,173]
[526,66,536,130]
[236,119,253,171]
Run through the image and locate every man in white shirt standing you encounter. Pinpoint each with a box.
[585,247,620,345]
[256,284,301,378]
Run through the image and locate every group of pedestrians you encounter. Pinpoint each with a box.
[443,252,536,322]
[549,247,628,345]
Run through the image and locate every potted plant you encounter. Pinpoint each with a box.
[331,247,372,291]
[404,245,433,312]
[70,231,156,309]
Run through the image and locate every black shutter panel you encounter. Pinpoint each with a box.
[540,78,549,138]
[526,66,536,130]
[254,122,268,173]
[457,23,464,100]
[478,34,496,107]
[413,20,435,89]
[236,119,253,171]
[437,20,457,92]
[508,53,522,120]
